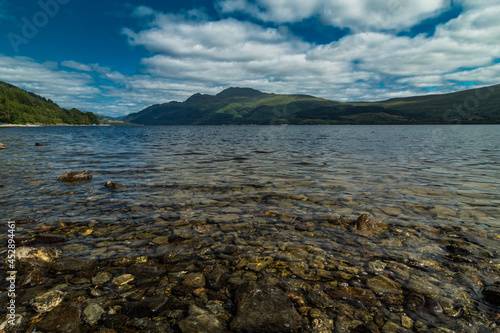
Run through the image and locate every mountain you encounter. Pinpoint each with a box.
[0,81,99,125]
[124,85,500,125]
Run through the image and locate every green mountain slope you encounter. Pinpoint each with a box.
[124,85,500,125]
[0,81,99,125]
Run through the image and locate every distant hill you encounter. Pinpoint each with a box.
[0,81,99,125]
[97,114,137,126]
[124,85,500,125]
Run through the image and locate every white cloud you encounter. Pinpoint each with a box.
[2,2,499,118]
[218,0,450,32]
[120,3,500,105]
[61,60,93,72]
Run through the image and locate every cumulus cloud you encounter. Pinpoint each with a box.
[0,56,98,103]
[2,2,499,117]
[121,3,500,104]
[218,0,450,32]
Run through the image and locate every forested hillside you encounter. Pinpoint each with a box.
[0,81,99,125]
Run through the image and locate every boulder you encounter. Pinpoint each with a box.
[58,170,92,183]
[230,281,302,332]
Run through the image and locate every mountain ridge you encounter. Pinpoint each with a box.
[123,85,500,125]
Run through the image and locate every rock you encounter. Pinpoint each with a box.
[92,271,113,285]
[84,303,106,325]
[351,324,375,333]
[308,286,335,308]
[381,320,404,333]
[182,272,206,288]
[30,290,65,313]
[35,233,67,244]
[112,274,135,286]
[19,268,49,287]
[483,282,500,306]
[354,213,384,235]
[51,258,97,278]
[36,303,81,333]
[128,297,169,318]
[158,243,195,263]
[128,262,166,278]
[35,142,45,146]
[16,246,61,263]
[230,281,302,332]
[178,304,225,333]
[366,275,402,295]
[311,316,335,333]
[58,170,92,183]
[0,142,6,149]
[104,181,125,190]
[0,315,29,333]
[335,316,363,333]
[207,265,230,290]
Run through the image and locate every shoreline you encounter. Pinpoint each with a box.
[0,123,104,127]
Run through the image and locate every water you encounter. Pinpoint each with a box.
[1,125,499,331]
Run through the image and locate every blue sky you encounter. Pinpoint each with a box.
[1,0,499,117]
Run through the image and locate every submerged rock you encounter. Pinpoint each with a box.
[178,304,225,333]
[354,213,384,235]
[35,233,67,244]
[127,297,169,318]
[51,258,97,278]
[230,281,302,332]
[483,282,500,306]
[30,290,65,313]
[182,272,206,288]
[84,303,106,325]
[112,273,135,286]
[36,303,81,333]
[16,246,61,264]
[58,170,92,183]
[92,271,113,285]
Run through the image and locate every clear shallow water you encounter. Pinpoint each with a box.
[1,125,500,332]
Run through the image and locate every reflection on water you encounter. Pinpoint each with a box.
[1,125,499,332]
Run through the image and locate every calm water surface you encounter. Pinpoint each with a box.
[1,125,499,331]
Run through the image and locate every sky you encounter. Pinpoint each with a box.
[0,0,499,117]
